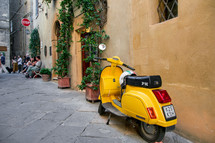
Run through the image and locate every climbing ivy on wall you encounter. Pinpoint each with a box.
[51,0,108,87]
[29,28,40,57]
[76,0,109,90]
[52,0,74,78]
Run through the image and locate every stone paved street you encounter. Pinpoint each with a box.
[0,74,192,143]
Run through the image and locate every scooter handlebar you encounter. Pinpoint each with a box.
[94,57,135,71]
[123,63,135,71]
[94,57,107,61]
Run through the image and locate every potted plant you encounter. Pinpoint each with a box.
[78,63,101,102]
[76,1,109,102]
[40,68,51,82]
[76,32,107,102]
[52,0,74,89]
[53,51,71,88]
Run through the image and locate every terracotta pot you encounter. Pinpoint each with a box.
[42,74,51,82]
[58,77,70,89]
[86,84,100,102]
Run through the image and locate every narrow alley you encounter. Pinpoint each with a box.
[0,74,191,143]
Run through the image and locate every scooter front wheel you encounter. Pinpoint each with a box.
[98,101,105,115]
[138,121,165,142]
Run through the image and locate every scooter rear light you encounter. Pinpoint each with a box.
[147,107,157,119]
[152,89,171,103]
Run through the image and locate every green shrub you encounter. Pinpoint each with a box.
[76,0,109,91]
[52,0,74,78]
[29,28,40,57]
[40,68,51,75]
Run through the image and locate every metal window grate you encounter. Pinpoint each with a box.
[49,46,52,56]
[44,46,47,57]
[157,0,178,22]
[36,0,39,17]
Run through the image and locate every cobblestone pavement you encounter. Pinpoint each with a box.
[0,74,192,143]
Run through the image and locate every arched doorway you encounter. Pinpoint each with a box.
[51,20,61,79]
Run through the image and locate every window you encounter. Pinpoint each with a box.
[49,46,52,56]
[10,21,13,32]
[157,0,178,22]
[35,0,39,18]
[55,21,61,37]
[44,46,47,57]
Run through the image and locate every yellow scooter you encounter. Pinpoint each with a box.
[96,56,177,142]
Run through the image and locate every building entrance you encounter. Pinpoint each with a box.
[81,33,90,78]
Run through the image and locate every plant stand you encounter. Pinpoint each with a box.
[86,84,100,102]
[58,77,70,89]
[42,74,51,82]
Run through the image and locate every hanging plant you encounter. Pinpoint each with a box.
[76,0,109,91]
[29,28,40,57]
[52,0,74,78]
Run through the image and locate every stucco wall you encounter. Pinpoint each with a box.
[33,0,61,69]
[71,15,84,89]
[103,0,132,67]
[130,0,215,142]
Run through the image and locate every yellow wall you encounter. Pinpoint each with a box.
[35,0,215,142]
[70,15,84,89]
[129,0,215,142]
[103,0,132,66]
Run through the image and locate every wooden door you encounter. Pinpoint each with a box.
[81,33,90,77]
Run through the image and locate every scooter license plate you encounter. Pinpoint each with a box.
[162,105,176,121]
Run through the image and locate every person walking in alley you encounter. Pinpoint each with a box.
[0,56,2,73]
[17,55,22,73]
[0,53,9,73]
[1,53,5,65]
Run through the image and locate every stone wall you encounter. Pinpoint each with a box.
[0,0,10,67]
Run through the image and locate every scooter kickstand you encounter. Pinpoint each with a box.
[106,113,112,125]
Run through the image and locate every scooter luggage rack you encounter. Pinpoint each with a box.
[102,102,127,125]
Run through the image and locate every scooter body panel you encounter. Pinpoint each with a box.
[122,85,177,127]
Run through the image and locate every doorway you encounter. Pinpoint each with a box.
[81,33,91,78]
[51,20,61,79]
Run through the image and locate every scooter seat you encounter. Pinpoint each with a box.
[126,75,162,88]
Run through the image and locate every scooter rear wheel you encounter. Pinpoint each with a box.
[138,121,165,142]
[98,101,105,115]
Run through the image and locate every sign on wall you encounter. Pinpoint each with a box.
[0,46,7,51]
[21,18,30,26]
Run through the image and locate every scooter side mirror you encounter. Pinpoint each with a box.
[99,44,106,51]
